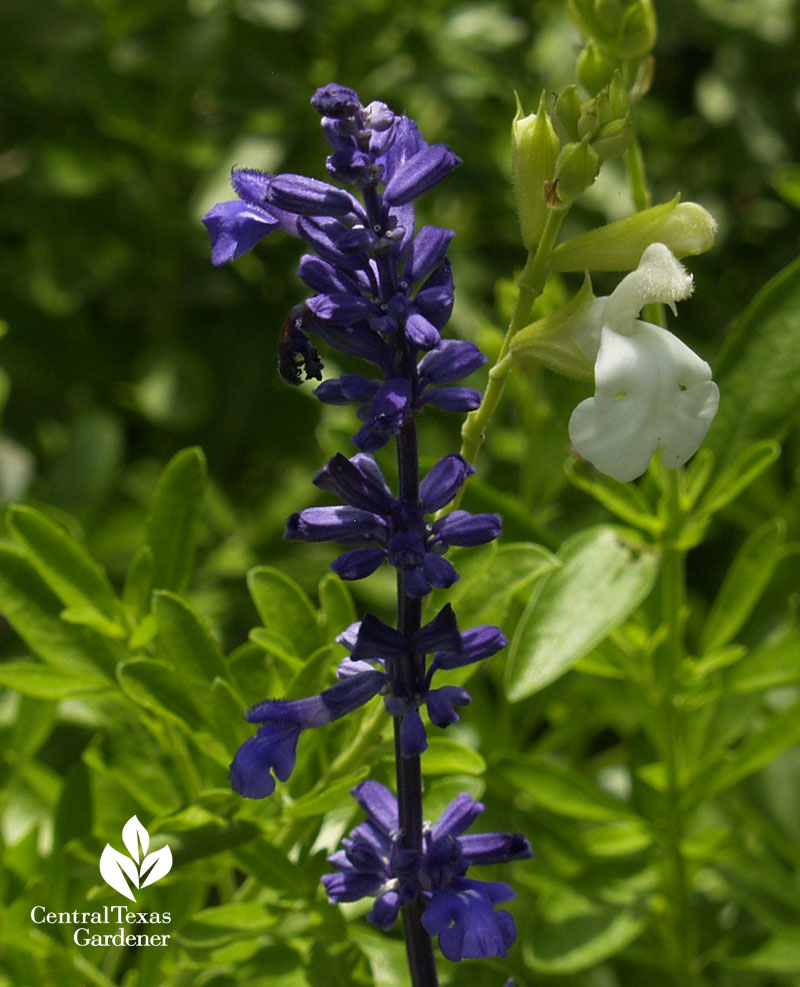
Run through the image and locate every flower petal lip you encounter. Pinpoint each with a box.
[201,201,280,265]
[569,322,719,482]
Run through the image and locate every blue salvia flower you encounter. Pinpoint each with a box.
[229,670,387,798]
[202,83,467,386]
[286,452,501,597]
[322,781,531,961]
[336,606,508,756]
[204,83,529,976]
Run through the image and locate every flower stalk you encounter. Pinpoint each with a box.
[203,83,529,982]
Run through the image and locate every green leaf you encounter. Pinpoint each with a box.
[506,526,659,700]
[429,541,559,628]
[306,940,373,987]
[698,439,781,516]
[318,572,356,642]
[688,700,800,803]
[154,806,260,866]
[581,820,653,856]
[497,754,642,821]
[60,604,127,638]
[285,768,370,818]
[709,255,800,459]
[727,629,800,693]
[0,661,108,699]
[247,565,321,659]
[177,902,275,946]
[566,460,660,533]
[520,875,650,973]
[8,505,120,623]
[700,519,786,653]
[0,545,118,675]
[418,738,486,776]
[286,644,340,700]
[211,677,249,753]
[117,656,203,729]
[122,544,154,620]
[145,446,207,593]
[525,900,649,973]
[729,933,800,973]
[153,590,229,689]
[55,759,93,846]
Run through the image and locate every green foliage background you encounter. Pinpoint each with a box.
[2,0,800,985]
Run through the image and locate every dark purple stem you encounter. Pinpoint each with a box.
[367,185,439,984]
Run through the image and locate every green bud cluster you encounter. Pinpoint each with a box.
[542,71,633,210]
[568,0,657,63]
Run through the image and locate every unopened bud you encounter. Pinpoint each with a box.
[568,0,657,61]
[618,0,658,59]
[553,85,582,144]
[578,43,617,95]
[549,196,717,271]
[545,139,600,210]
[593,115,633,161]
[512,91,560,249]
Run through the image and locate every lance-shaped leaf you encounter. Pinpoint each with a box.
[99,845,139,901]
[140,845,173,889]
[122,814,149,864]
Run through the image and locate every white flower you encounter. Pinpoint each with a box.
[568,243,720,483]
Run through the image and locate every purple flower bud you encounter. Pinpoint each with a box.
[383,144,462,206]
[431,792,484,840]
[329,546,386,580]
[432,510,502,548]
[404,226,456,282]
[298,255,365,296]
[418,340,488,385]
[420,455,475,513]
[404,312,441,350]
[311,83,362,118]
[268,173,362,218]
[458,833,532,866]
[313,453,393,513]
[433,624,508,671]
[314,374,380,406]
[307,291,376,324]
[285,505,387,544]
[421,386,483,413]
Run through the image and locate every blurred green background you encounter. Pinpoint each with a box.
[2,0,800,634]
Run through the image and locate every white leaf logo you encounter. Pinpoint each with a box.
[100,815,173,901]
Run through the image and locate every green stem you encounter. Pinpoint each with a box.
[624,134,651,212]
[659,467,698,987]
[458,208,566,472]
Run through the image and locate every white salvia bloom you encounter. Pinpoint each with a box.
[568,243,720,483]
